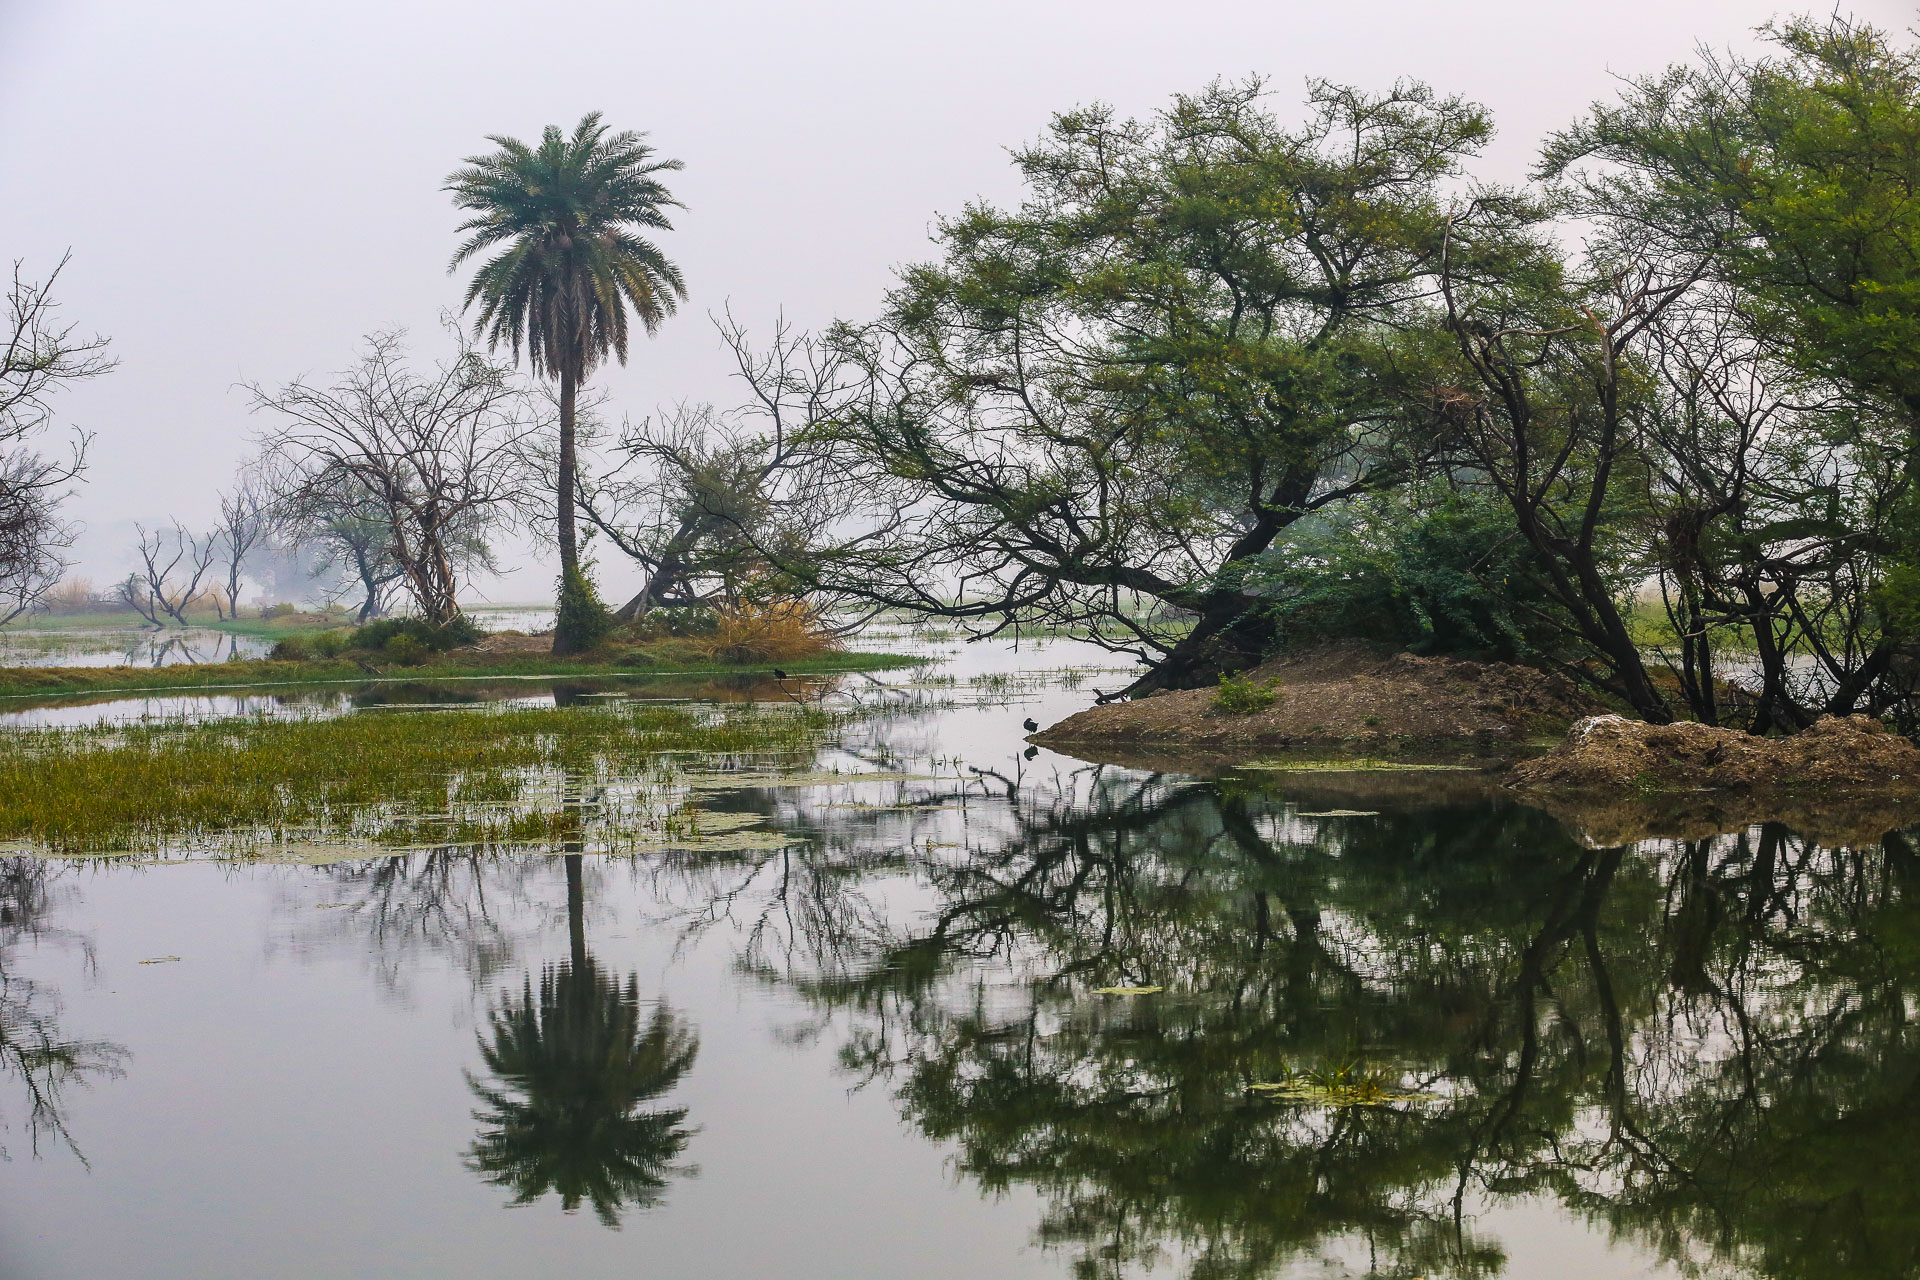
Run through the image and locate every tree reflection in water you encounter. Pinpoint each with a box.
[659,762,1920,1280]
[465,959,697,1227]
[0,856,127,1162]
[465,843,698,1228]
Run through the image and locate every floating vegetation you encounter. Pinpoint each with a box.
[1239,758,1475,773]
[1294,809,1381,818]
[1250,1063,1424,1108]
[1091,985,1164,996]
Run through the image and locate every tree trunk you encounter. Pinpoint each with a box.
[557,368,580,581]
[565,852,587,973]
[1117,590,1274,699]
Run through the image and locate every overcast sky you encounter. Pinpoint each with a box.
[2,0,1913,602]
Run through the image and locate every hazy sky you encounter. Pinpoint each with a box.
[2,0,1913,602]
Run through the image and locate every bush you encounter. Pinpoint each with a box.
[260,602,300,620]
[268,629,351,661]
[382,634,427,666]
[1212,671,1280,715]
[553,567,613,656]
[346,616,482,653]
[1247,487,1586,663]
[694,599,838,664]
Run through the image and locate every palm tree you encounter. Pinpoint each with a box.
[446,113,687,653]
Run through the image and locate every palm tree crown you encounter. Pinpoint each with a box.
[446,112,686,381]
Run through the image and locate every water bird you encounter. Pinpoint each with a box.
[773,668,788,680]
[1023,717,1039,732]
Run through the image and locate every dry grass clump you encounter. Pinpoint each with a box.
[694,599,838,665]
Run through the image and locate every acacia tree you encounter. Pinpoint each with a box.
[791,80,1490,695]
[1433,202,1700,721]
[251,330,539,626]
[446,112,687,653]
[1534,16,1920,728]
[576,315,851,619]
[0,256,110,623]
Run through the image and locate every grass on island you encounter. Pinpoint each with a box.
[0,699,861,856]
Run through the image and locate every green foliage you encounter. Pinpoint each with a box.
[446,113,687,380]
[0,699,848,853]
[1249,489,1580,662]
[268,628,351,661]
[1548,16,1920,413]
[346,615,484,654]
[1212,671,1279,715]
[554,567,614,654]
[816,79,1496,682]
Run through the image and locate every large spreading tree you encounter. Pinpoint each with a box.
[446,113,687,652]
[799,80,1494,694]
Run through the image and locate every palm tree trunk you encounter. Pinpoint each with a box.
[557,368,580,580]
[565,853,587,973]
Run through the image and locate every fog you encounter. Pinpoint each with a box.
[2,0,1910,602]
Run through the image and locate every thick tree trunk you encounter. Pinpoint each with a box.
[1116,590,1274,699]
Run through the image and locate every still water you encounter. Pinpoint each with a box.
[0,639,1909,1279]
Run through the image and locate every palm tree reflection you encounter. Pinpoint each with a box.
[466,852,698,1226]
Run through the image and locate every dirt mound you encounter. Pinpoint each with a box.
[1512,714,1920,794]
[1032,644,1600,752]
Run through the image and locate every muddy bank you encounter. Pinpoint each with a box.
[1512,713,1920,791]
[1032,644,1600,751]
[1509,714,1920,845]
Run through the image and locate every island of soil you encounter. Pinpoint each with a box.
[1032,644,1600,751]
[1031,642,1920,846]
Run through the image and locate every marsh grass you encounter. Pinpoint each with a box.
[0,701,852,855]
[0,649,918,701]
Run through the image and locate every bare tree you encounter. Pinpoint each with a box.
[251,328,541,625]
[211,472,271,620]
[0,256,111,623]
[573,313,851,620]
[121,521,218,628]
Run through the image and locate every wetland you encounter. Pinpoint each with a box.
[2,630,1914,1279]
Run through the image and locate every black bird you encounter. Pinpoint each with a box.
[1024,745,1039,760]
[1023,717,1038,733]
[773,668,788,680]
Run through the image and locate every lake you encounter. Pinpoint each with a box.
[0,634,1904,1279]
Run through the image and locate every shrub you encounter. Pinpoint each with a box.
[1248,487,1587,663]
[694,599,838,664]
[260,602,301,620]
[269,628,352,661]
[553,567,613,655]
[1212,671,1280,715]
[382,634,428,666]
[346,616,482,653]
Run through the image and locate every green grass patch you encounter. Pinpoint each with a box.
[0,699,863,855]
[0,648,919,701]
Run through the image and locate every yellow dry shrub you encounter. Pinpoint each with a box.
[43,578,97,614]
[695,598,838,664]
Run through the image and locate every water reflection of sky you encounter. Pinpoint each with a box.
[4,636,1883,1280]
